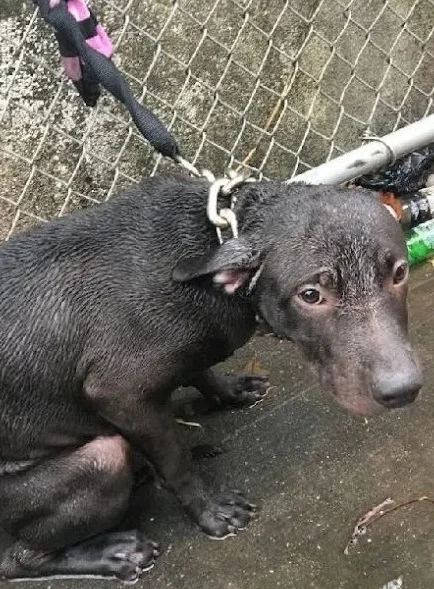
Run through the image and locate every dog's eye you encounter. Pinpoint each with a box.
[299,287,322,304]
[393,261,408,285]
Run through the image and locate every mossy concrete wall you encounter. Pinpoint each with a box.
[1,0,433,237]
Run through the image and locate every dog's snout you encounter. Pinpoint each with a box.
[373,368,422,409]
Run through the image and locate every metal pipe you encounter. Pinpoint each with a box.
[287,114,434,185]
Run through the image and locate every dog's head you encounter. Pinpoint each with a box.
[174,182,422,417]
[255,185,422,416]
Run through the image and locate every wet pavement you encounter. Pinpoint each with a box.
[1,263,434,589]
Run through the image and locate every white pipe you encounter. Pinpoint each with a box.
[287,114,434,186]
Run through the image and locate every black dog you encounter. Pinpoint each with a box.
[0,175,422,581]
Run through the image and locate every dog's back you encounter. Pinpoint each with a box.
[0,175,255,462]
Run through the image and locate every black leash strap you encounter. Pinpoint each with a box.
[33,0,181,160]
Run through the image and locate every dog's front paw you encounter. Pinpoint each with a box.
[192,490,257,539]
[216,373,270,407]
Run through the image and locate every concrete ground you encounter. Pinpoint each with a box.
[1,262,433,589]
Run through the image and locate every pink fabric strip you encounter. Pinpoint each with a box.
[89,23,113,59]
[67,0,114,59]
[60,56,82,81]
[48,0,114,81]
[66,0,89,22]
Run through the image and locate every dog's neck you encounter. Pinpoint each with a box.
[231,181,283,247]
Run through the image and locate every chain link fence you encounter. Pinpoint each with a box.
[1,0,434,239]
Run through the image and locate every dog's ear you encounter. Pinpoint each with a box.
[173,238,262,294]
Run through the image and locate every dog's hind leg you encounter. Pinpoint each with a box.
[0,435,159,582]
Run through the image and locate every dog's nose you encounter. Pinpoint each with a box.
[373,369,422,409]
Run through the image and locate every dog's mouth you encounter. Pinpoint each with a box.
[319,370,420,417]
[317,367,387,417]
[329,390,386,417]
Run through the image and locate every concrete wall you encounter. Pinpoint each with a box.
[1,0,433,238]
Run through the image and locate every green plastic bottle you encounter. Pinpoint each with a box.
[406,218,434,266]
